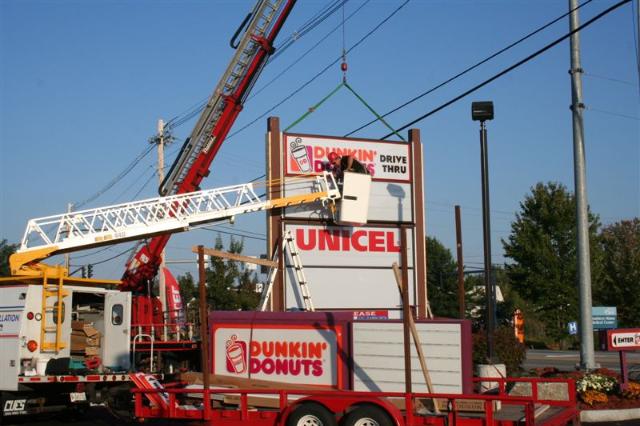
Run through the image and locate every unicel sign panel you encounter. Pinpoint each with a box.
[266,120,427,317]
[283,134,413,223]
[283,223,415,310]
[209,312,350,388]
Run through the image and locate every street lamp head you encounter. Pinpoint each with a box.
[472,101,494,122]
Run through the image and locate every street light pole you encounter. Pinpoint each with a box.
[568,0,596,370]
[472,101,496,361]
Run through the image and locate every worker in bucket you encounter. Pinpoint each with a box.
[327,151,369,179]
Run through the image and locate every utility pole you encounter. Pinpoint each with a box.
[151,119,173,318]
[569,0,596,371]
[64,203,73,272]
[455,205,465,319]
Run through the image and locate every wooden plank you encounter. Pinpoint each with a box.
[191,247,277,268]
[179,372,332,391]
[392,262,439,414]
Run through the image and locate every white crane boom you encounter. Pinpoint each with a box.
[11,173,339,275]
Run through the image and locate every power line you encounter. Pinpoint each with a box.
[199,226,266,241]
[163,1,350,132]
[74,144,155,208]
[346,0,595,137]
[271,0,348,61]
[110,164,155,204]
[69,245,119,260]
[632,0,640,90]
[587,106,640,120]
[227,0,410,140]
[381,0,632,139]
[132,170,158,199]
[72,245,136,267]
[248,0,371,101]
[583,72,637,86]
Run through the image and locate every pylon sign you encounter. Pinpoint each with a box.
[266,119,427,317]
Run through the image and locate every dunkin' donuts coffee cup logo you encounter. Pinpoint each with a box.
[290,138,312,173]
[224,334,329,377]
[226,335,247,373]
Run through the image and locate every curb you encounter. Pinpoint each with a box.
[580,407,640,422]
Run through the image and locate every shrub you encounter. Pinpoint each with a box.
[576,373,617,394]
[581,390,608,406]
[472,325,526,375]
[622,382,640,399]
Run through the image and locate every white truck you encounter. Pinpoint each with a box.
[0,172,344,418]
[0,282,134,417]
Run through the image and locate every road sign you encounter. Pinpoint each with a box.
[592,306,618,330]
[606,328,640,351]
[567,321,578,335]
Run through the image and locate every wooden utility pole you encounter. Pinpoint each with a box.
[153,119,173,316]
[198,245,210,391]
[455,205,465,319]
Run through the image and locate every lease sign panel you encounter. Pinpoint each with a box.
[284,134,411,182]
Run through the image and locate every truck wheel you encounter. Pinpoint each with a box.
[287,402,336,426]
[342,405,393,426]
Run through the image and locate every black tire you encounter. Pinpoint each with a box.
[342,405,393,426]
[286,402,336,426]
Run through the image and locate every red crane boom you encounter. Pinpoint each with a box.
[121,0,297,293]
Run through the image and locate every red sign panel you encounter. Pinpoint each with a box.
[607,328,640,351]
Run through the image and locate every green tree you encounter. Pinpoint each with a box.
[426,236,459,318]
[177,235,260,313]
[502,182,602,347]
[596,219,640,327]
[205,235,260,311]
[0,239,18,277]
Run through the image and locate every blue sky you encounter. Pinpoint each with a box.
[1,0,638,281]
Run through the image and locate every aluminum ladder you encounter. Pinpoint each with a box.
[40,266,69,352]
[258,230,314,312]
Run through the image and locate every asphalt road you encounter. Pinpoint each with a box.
[523,349,640,377]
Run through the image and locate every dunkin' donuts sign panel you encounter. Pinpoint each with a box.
[212,325,341,387]
[285,134,411,182]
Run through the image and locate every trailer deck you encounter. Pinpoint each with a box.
[131,376,579,426]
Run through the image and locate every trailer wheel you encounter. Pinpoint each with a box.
[342,405,393,426]
[287,402,336,426]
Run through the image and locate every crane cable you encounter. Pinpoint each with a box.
[283,1,405,140]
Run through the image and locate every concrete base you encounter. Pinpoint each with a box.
[580,407,640,422]
[476,363,506,393]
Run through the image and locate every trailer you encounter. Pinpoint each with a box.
[127,311,579,426]
[131,377,580,426]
